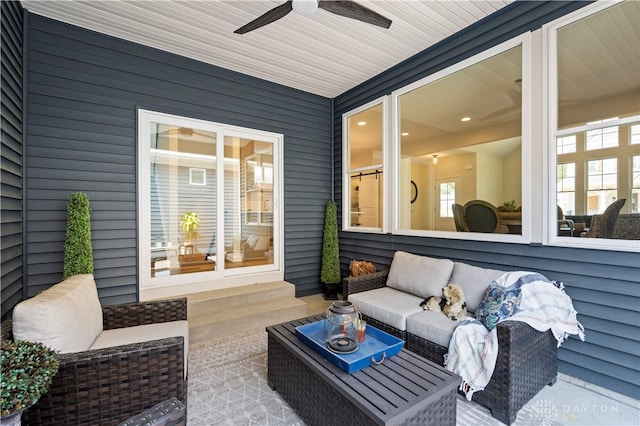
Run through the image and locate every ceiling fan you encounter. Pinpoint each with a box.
[479,79,522,122]
[234,0,392,34]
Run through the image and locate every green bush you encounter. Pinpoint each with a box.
[63,192,94,279]
[320,201,340,284]
[0,340,60,416]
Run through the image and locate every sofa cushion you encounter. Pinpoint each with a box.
[475,279,522,331]
[12,274,103,353]
[406,310,474,348]
[450,262,506,313]
[90,320,189,377]
[386,251,454,299]
[348,287,424,331]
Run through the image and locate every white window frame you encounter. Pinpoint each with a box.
[543,0,639,252]
[138,109,284,300]
[342,96,389,233]
[389,34,534,243]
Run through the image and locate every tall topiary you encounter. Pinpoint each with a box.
[63,192,94,279]
[321,201,340,299]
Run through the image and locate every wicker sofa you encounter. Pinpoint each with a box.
[1,274,188,425]
[342,251,557,425]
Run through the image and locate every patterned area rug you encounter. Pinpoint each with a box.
[187,327,638,426]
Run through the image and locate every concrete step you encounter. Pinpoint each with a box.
[187,281,295,318]
[186,281,308,343]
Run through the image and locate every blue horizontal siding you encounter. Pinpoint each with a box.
[1,0,24,321]
[333,0,638,401]
[24,13,331,304]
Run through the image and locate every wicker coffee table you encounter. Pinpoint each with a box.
[267,314,460,426]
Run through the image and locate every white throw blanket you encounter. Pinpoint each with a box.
[444,271,585,400]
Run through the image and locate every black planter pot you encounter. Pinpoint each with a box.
[323,282,339,300]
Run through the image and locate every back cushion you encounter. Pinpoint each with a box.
[450,262,506,312]
[12,274,103,353]
[387,251,454,299]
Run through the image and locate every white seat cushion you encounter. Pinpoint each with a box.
[12,274,103,353]
[450,262,505,313]
[406,310,474,348]
[90,320,189,376]
[386,251,454,299]
[348,287,424,331]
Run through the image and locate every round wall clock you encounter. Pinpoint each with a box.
[411,181,418,204]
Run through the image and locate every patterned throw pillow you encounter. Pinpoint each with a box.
[475,281,522,331]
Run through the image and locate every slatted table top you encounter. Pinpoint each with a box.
[266,314,460,426]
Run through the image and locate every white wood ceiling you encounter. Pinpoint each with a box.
[20,0,513,97]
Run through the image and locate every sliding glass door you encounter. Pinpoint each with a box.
[138,110,281,292]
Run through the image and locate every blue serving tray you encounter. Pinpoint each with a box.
[295,320,404,374]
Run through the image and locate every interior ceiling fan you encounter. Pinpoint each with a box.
[479,79,522,122]
[234,0,392,34]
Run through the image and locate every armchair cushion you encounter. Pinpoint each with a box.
[387,251,454,299]
[12,274,103,353]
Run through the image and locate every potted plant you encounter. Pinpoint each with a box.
[0,340,60,425]
[63,192,94,279]
[500,199,518,212]
[180,211,200,246]
[321,201,340,300]
[179,211,203,261]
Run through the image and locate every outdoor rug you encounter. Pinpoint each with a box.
[187,327,639,426]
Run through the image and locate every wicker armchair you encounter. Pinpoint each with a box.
[343,270,557,425]
[1,298,188,426]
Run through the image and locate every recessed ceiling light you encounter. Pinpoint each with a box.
[461,117,471,122]
[357,121,367,126]
[401,132,409,136]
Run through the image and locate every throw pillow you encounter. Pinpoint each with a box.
[475,280,522,331]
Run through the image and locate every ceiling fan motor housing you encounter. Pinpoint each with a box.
[292,0,318,15]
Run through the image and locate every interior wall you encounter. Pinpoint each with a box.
[410,162,430,229]
[476,153,504,206]
[503,146,522,206]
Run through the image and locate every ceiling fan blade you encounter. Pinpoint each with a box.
[318,0,391,29]
[234,1,293,34]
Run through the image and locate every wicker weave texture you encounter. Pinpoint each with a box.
[267,315,458,426]
[472,321,558,425]
[103,298,187,329]
[118,397,186,426]
[343,272,559,426]
[2,298,188,425]
[342,270,389,299]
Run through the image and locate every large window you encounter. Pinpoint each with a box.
[548,0,639,246]
[340,1,638,250]
[392,36,528,239]
[138,110,282,296]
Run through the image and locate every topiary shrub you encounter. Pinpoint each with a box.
[63,192,94,279]
[321,201,340,299]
